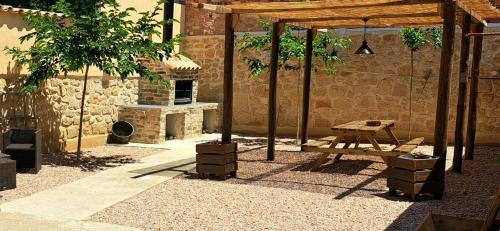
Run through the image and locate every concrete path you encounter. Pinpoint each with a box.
[0,213,139,231]
[0,135,219,221]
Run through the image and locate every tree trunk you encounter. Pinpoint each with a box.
[408,51,414,140]
[76,65,90,165]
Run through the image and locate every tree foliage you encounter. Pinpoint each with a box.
[0,0,57,11]
[5,0,181,92]
[399,27,442,139]
[238,22,351,78]
[400,28,442,52]
[4,0,181,161]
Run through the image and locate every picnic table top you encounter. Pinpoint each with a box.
[331,120,395,133]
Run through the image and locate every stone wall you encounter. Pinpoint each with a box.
[119,103,218,144]
[183,27,500,144]
[0,75,139,153]
[118,107,165,144]
[43,77,139,152]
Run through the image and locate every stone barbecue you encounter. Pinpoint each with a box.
[119,56,219,144]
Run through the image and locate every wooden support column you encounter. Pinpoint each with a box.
[452,14,471,174]
[465,23,485,160]
[300,29,314,150]
[221,14,235,144]
[433,0,456,197]
[267,22,282,161]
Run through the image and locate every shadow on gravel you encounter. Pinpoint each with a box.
[232,137,297,147]
[42,152,137,172]
[181,149,390,198]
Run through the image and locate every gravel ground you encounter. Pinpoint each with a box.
[90,145,499,230]
[0,145,162,204]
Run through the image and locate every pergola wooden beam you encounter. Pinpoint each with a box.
[452,13,472,174]
[465,23,485,160]
[267,22,283,161]
[300,29,315,150]
[433,0,457,196]
[221,13,235,144]
[467,32,500,37]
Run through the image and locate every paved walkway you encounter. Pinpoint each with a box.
[0,213,139,231]
[0,134,219,222]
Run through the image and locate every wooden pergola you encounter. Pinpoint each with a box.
[196,0,500,192]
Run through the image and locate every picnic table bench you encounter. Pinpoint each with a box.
[302,120,424,171]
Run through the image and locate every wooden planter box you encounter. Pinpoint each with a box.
[196,142,237,154]
[386,155,438,170]
[196,142,237,180]
[417,214,500,231]
[387,155,442,201]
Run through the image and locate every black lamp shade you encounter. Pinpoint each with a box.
[355,41,375,55]
[330,49,338,58]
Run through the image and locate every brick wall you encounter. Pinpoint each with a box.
[184,0,283,36]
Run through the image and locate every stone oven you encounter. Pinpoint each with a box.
[118,56,219,144]
[174,80,193,105]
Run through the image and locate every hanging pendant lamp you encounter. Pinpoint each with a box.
[330,49,339,59]
[355,18,375,55]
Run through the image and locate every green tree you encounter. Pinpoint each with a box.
[400,27,442,139]
[0,0,57,10]
[6,0,181,163]
[238,22,352,78]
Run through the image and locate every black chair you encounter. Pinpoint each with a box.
[2,129,42,173]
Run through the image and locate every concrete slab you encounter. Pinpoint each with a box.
[0,135,212,221]
[0,213,139,231]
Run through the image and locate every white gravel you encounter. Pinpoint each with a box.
[0,145,162,204]
[90,146,499,230]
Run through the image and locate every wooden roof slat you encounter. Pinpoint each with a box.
[293,16,444,29]
[258,3,441,23]
[194,0,442,14]
[457,0,500,23]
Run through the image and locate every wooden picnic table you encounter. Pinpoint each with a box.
[302,120,424,171]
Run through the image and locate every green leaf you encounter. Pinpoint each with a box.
[237,22,351,78]
[5,0,182,92]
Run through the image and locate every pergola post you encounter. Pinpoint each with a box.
[465,23,485,160]
[221,13,235,144]
[452,14,472,173]
[300,29,314,150]
[433,0,456,197]
[267,22,282,161]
